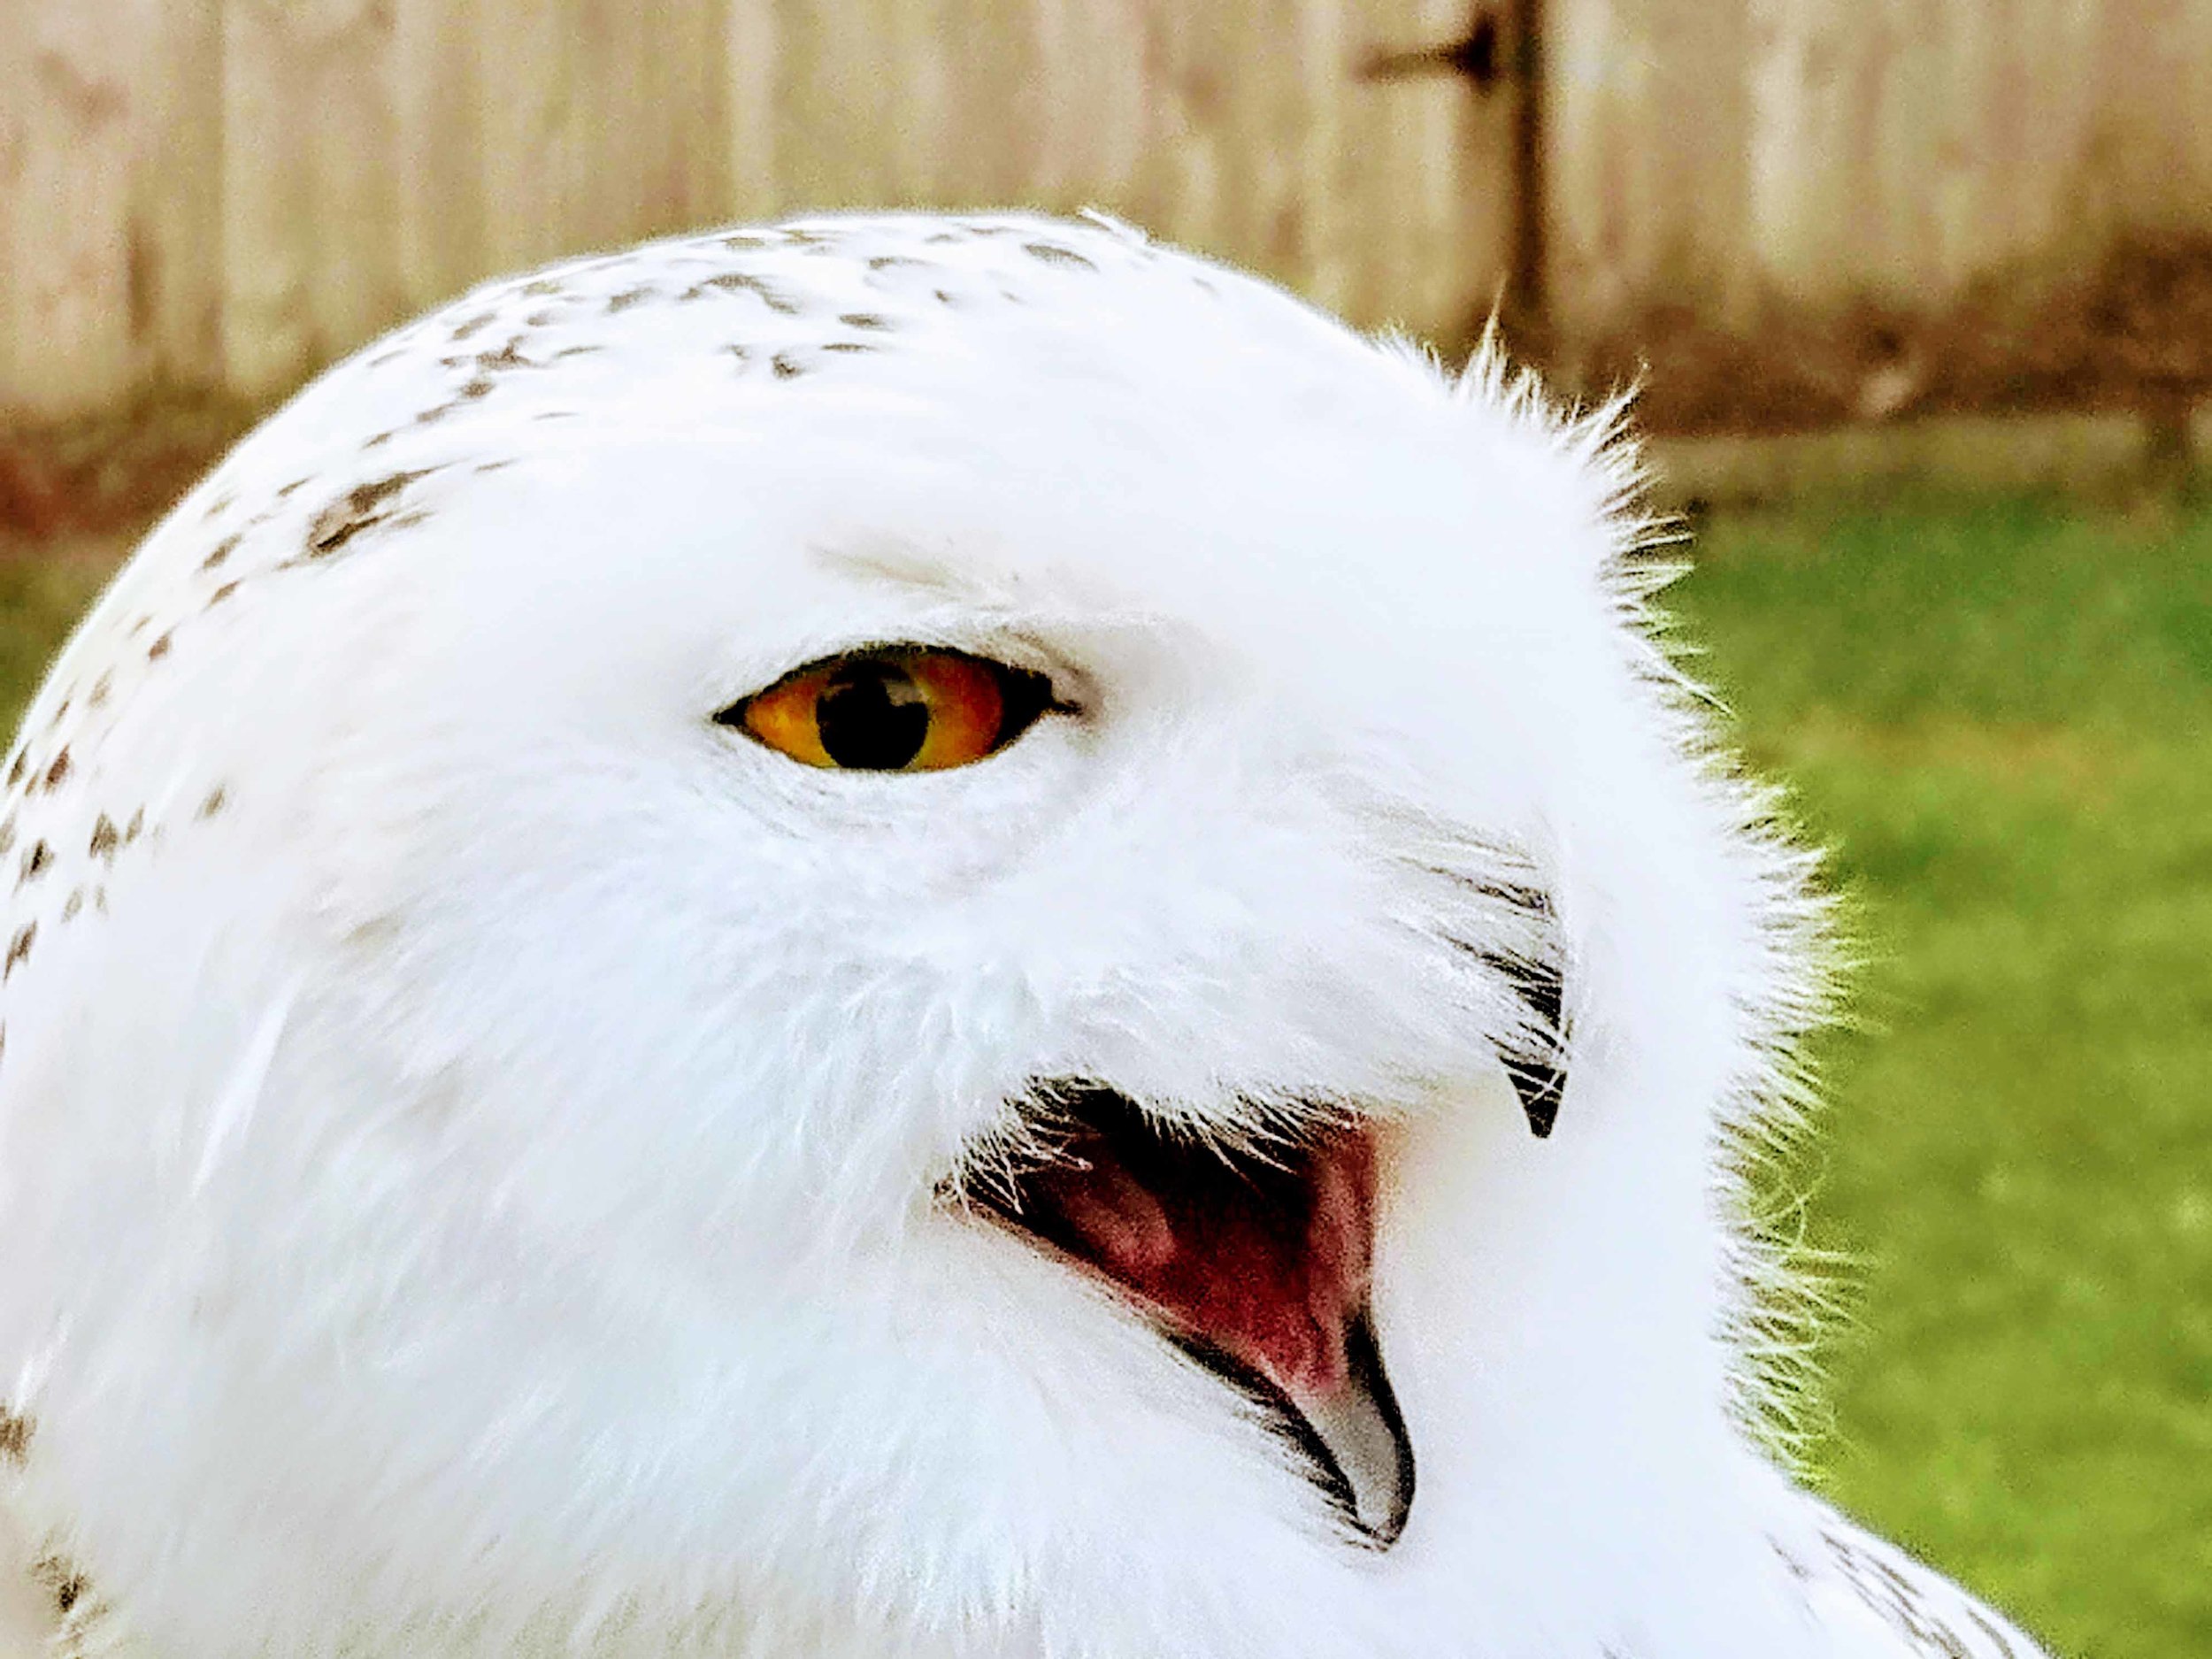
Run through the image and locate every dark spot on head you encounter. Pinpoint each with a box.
[197,785,228,819]
[364,431,394,449]
[124,808,143,843]
[61,889,81,922]
[0,815,15,855]
[203,491,235,520]
[721,234,772,251]
[534,410,579,421]
[29,1554,77,1613]
[4,753,21,787]
[838,312,891,330]
[867,255,922,272]
[208,581,239,608]
[525,309,557,326]
[88,815,119,861]
[933,288,958,305]
[5,923,35,978]
[1024,242,1096,271]
[457,377,495,400]
[520,278,565,297]
[474,459,517,474]
[147,632,173,661]
[478,338,532,371]
[822,341,878,354]
[125,616,150,638]
[201,534,242,571]
[725,343,750,365]
[276,477,310,498]
[413,403,457,426]
[308,471,429,557]
[1193,276,1220,296]
[19,840,51,882]
[552,344,601,358]
[87,671,111,709]
[772,352,803,380]
[693,272,800,314]
[605,286,657,314]
[449,311,499,342]
[41,749,70,791]
[47,697,68,727]
[0,1409,27,1463]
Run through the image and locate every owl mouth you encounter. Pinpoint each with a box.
[973,1084,1414,1547]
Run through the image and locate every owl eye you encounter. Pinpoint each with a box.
[720,648,1061,772]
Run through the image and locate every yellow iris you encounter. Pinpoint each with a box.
[735,649,1043,772]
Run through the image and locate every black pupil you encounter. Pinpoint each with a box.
[817,660,933,769]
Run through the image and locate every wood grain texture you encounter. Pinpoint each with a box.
[219,0,407,400]
[1548,0,2212,343]
[13,0,2210,424]
[1,0,148,416]
[0,0,1510,418]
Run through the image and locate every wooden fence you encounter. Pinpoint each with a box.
[1543,0,2212,426]
[0,0,1512,419]
[4,0,2212,431]
[1550,0,2212,330]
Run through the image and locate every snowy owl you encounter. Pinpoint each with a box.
[0,212,2051,1659]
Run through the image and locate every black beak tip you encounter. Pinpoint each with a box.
[1506,1057,1566,1138]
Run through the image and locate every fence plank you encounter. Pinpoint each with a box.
[220,0,406,401]
[1025,0,1148,209]
[725,0,783,219]
[133,0,227,388]
[1546,0,1757,345]
[776,0,897,209]
[394,0,489,311]
[0,0,145,417]
[471,0,569,274]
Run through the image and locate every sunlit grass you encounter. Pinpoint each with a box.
[0,546,112,729]
[1676,491,2212,1659]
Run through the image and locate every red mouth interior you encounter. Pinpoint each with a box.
[989,1090,1377,1407]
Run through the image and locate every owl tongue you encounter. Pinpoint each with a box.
[1023,1127,1374,1400]
[1000,1094,1409,1540]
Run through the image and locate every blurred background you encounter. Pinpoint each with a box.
[1,3,2207,1655]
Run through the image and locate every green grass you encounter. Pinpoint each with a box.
[0,548,111,724]
[1674,492,2212,1659]
[2,496,2205,1655]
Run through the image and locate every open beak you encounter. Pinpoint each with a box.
[971,1084,1415,1547]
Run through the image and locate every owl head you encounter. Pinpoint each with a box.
[0,215,1824,1657]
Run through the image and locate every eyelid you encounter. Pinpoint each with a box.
[720,642,1071,716]
[726,634,1078,710]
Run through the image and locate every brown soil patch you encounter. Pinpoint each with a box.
[1537,234,2212,439]
[0,395,255,541]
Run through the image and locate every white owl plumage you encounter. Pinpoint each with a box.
[0,212,2048,1659]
